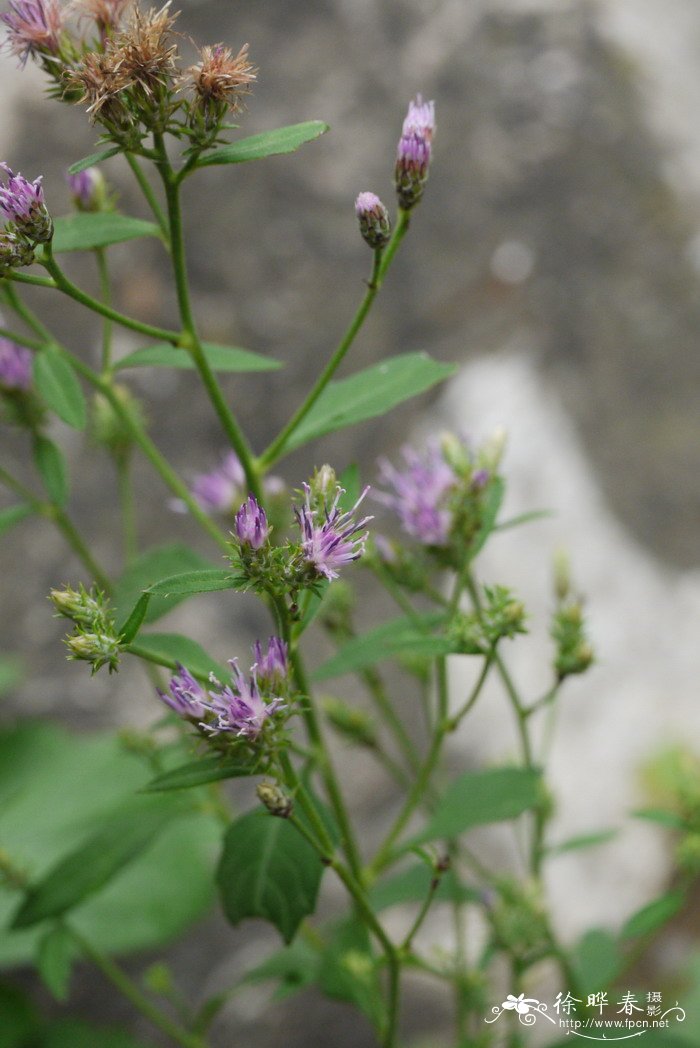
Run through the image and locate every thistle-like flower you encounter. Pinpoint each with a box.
[0,0,64,66]
[156,662,208,719]
[0,164,52,242]
[184,42,256,132]
[355,191,391,250]
[395,94,435,210]
[252,636,288,691]
[77,0,132,37]
[64,49,132,126]
[295,483,372,580]
[109,1,178,99]
[376,441,457,547]
[66,166,107,211]
[205,659,285,740]
[0,337,32,391]
[234,495,269,551]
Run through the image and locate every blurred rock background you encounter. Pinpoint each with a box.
[3,0,700,1044]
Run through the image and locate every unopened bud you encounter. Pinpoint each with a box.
[553,548,571,602]
[50,584,102,628]
[256,782,293,818]
[67,167,109,213]
[234,495,269,550]
[478,426,507,472]
[91,385,145,460]
[322,696,376,748]
[355,192,391,249]
[395,96,435,210]
[309,464,337,503]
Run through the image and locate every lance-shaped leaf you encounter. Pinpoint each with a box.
[312,613,449,681]
[68,146,122,175]
[51,213,161,253]
[407,767,543,847]
[12,801,177,928]
[113,544,224,624]
[279,353,456,454]
[33,436,69,507]
[217,810,325,943]
[197,121,328,167]
[33,347,86,429]
[145,568,239,597]
[620,889,685,940]
[144,754,261,793]
[37,924,75,1001]
[115,342,281,373]
[0,503,33,537]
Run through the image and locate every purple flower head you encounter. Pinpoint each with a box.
[395,94,435,210]
[0,0,63,65]
[234,495,269,550]
[190,450,245,513]
[375,440,457,546]
[157,662,208,719]
[295,483,372,581]
[205,659,285,740]
[0,337,32,391]
[355,191,391,250]
[66,166,106,212]
[0,164,52,242]
[252,636,288,690]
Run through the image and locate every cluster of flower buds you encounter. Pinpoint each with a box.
[549,553,594,680]
[1,0,256,149]
[449,584,527,655]
[50,583,121,673]
[354,94,435,252]
[156,637,289,743]
[0,163,52,273]
[374,430,504,568]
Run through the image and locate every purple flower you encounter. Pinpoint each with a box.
[0,337,32,390]
[252,636,288,690]
[395,94,435,210]
[205,660,285,740]
[234,495,269,550]
[190,450,245,513]
[376,441,456,546]
[0,164,52,242]
[355,191,391,249]
[295,483,372,580]
[157,663,208,719]
[66,166,106,212]
[0,0,63,64]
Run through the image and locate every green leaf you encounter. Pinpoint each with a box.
[197,121,328,167]
[547,829,618,856]
[33,347,86,429]
[571,928,622,991]
[144,754,260,792]
[36,925,74,1002]
[312,614,449,681]
[115,342,281,373]
[0,983,39,1047]
[0,656,23,696]
[370,864,478,911]
[67,146,122,175]
[129,632,229,682]
[51,212,160,253]
[113,544,224,624]
[217,810,324,943]
[146,568,238,596]
[632,807,688,830]
[117,592,150,644]
[0,503,32,537]
[242,937,320,1002]
[40,1020,151,1048]
[409,767,542,846]
[12,801,176,928]
[280,353,456,453]
[33,436,69,507]
[621,889,685,940]
[318,920,383,1027]
[0,723,219,967]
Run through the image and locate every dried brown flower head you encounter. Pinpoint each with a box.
[64,48,130,122]
[109,1,179,98]
[74,0,133,34]
[185,42,256,110]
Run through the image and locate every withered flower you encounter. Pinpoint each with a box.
[185,42,255,114]
[75,0,133,36]
[64,48,131,125]
[109,1,178,99]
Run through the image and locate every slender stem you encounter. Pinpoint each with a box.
[6,271,56,289]
[260,211,411,470]
[278,748,335,856]
[154,138,262,502]
[2,282,53,342]
[65,923,207,1048]
[95,247,113,374]
[40,243,180,344]
[401,872,441,951]
[446,654,492,732]
[125,150,170,241]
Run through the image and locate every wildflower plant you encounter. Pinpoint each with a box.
[0,3,687,1048]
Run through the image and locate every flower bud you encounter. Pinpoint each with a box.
[0,164,52,243]
[66,630,121,674]
[90,385,145,460]
[309,464,337,504]
[395,95,435,210]
[322,696,377,748]
[0,338,32,392]
[256,781,293,818]
[234,495,269,550]
[50,584,103,628]
[553,548,571,602]
[0,230,34,273]
[354,192,391,249]
[66,166,109,212]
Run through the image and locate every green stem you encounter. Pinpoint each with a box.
[95,247,113,374]
[401,871,441,951]
[125,150,170,242]
[260,211,411,470]
[6,271,56,289]
[154,138,262,502]
[65,923,207,1048]
[40,243,180,344]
